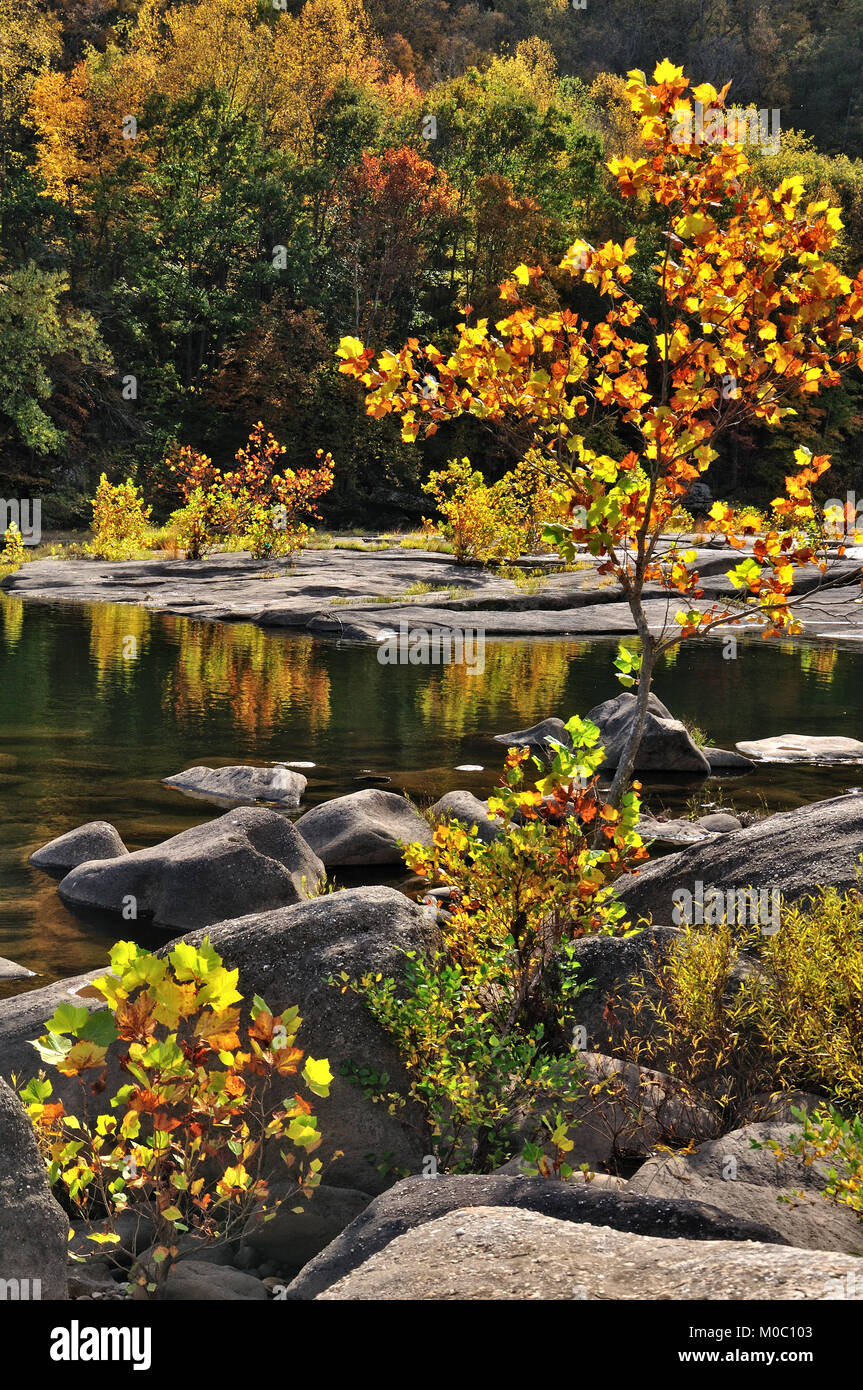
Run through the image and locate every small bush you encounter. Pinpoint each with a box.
[86,476,152,560]
[20,938,333,1297]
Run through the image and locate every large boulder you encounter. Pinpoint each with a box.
[163,763,307,807]
[586,693,710,774]
[0,1076,68,1300]
[313,1205,863,1300]
[618,793,863,923]
[628,1122,863,1254]
[431,791,503,844]
[493,718,572,768]
[293,789,432,866]
[30,820,128,873]
[285,1172,788,1299]
[57,807,325,930]
[180,885,440,1192]
[0,887,440,1198]
[567,927,681,1053]
[163,1260,268,1301]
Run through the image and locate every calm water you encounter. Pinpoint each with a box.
[1,594,861,994]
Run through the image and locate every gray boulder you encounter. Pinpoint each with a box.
[587,693,710,774]
[180,885,440,1192]
[285,1171,788,1299]
[163,763,307,807]
[0,1076,68,1300]
[57,807,325,930]
[618,793,863,923]
[567,927,681,1053]
[0,956,35,981]
[30,820,127,873]
[493,718,572,768]
[314,1205,862,1300]
[705,748,755,772]
[163,1260,267,1301]
[628,1122,863,1254]
[736,734,863,763]
[293,789,432,866]
[431,791,503,844]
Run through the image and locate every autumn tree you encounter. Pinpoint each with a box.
[340,61,863,807]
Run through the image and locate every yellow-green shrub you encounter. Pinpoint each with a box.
[87,475,152,560]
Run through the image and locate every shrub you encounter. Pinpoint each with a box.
[86,475,152,560]
[339,718,648,1172]
[759,1106,863,1226]
[19,938,333,1297]
[0,523,25,573]
[421,456,570,565]
[166,424,334,560]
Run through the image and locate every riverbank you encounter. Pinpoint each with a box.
[5,544,863,643]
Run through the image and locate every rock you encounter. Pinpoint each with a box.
[696,812,742,833]
[705,747,755,772]
[293,789,432,866]
[163,764,307,807]
[242,1184,372,1274]
[567,927,682,1053]
[67,1258,122,1300]
[493,718,572,768]
[57,806,325,930]
[586,693,711,774]
[0,1076,69,1300]
[617,793,863,922]
[180,885,440,1192]
[0,955,35,981]
[314,1205,862,1300]
[30,820,128,873]
[285,1172,788,1300]
[736,734,863,763]
[734,1090,824,1127]
[163,1260,268,1301]
[563,1053,718,1167]
[628,1122,863,1254]
[431,791,503,844]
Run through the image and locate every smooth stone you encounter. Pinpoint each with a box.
[57,806,325,930]
[736,734,863,762]
[163,763,307,806]
[431,790,503,844]
[618,792,863,922]
[587,692,711,774]
[293,788,432,866]
[628,1122,863,1254]
[30,820,128,873]
[0,1076,69,1300]
[163,1260,268,1301]
[0,955,36,981]
[493,718,572,768]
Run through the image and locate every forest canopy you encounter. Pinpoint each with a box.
[1,0,861,525]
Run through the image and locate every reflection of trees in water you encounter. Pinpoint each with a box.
[160,619,332,736]
[86,603,150,687]
[417,642,576,737]
[1,596,23,649]
[780,641,839,683]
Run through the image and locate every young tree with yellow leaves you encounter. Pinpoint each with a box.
[339,60,863,809]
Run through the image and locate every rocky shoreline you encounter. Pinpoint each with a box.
[5,545,863,643]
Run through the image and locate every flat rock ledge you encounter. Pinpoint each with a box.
[314,1206,863,1300]
[6,549,863,642]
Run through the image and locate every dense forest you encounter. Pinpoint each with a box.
[2,0,862,526]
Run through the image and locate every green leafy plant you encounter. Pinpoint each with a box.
[19,938,333,1297]
[86,475,152,561]
[339,719,648,1172]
